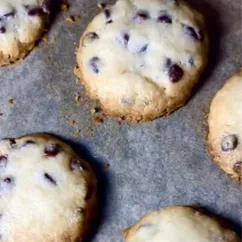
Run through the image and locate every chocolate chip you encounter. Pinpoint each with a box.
[134,11,149,22]
[221,135,238,152]
[123,33,130,46]
[0,177,15,191]
[184,26,204,41]
[77,207,85,214]
[0,11,15,21]
[104,9,111,19]
[85,184,93,201]
[44,173,57,185]
[104,9,112,24]
[44,144,61,157]
[233,162,242,175]
[4,178,11,184]
[27,7,44,16]
[0,156,8,171]
[139,44,148,53]
[0,27,6,33]
[188,57,194,66]
[89,57,101,74]
[158,14,172,24]
[168,64,184,83]
[165,58,172,68]
[70,158,86,171]
[83,32,99,46]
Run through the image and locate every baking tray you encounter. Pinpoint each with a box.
[0,0,241,241]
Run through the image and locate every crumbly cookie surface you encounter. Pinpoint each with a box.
[0,133,97,242]
[0,0,51,66]
[124,206,239,242]
[208,70,242,182]
[76,0,209,121]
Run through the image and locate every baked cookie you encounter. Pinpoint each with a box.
[208,70,242,182]
[0,0,52,66]
[124,206,239,242]
[0,133,97,242]
[75,0,209,121]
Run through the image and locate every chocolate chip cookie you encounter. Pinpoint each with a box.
[0,133,97,242]
[208,70,242,182]
[124,206,239,242]
[0,0,52,66]
[75,0,209,121]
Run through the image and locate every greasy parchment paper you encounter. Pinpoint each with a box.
[0,0,241,241]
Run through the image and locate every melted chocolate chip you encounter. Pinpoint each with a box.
[44,173,57,185]
[184,26,204,41]
[134,11,149,22]
[221,135,238,152]
[89,57,101,74]
[106,20,113,24]
[158,15,172,24]
[70,158,86,171]
[44,144,61,157]
[0,27,6,33]
[233,162,242,175]
[27,7,44,16]
[168,64,184,83]
[139,44,148,53]
[83,32,99,46]
[0,156,8,171]
[0,11,15,21]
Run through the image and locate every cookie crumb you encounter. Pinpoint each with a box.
[93,117,103,124]
[8,99,14,105]
[91,108,96,115]
[74,93,81,103]
[66,16,75,23]
[74,129,81,136]
[70,120,78,126]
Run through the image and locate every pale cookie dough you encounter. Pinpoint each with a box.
[124,206,240,242]
[0,0,51,66]
[75,0,209,121]
[208,70,242,182]
[0,133,97,242]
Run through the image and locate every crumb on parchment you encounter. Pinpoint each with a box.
[74,129,81,136]
[66,16,75,23]
[93,117,103,124]
[8,99,14,105]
